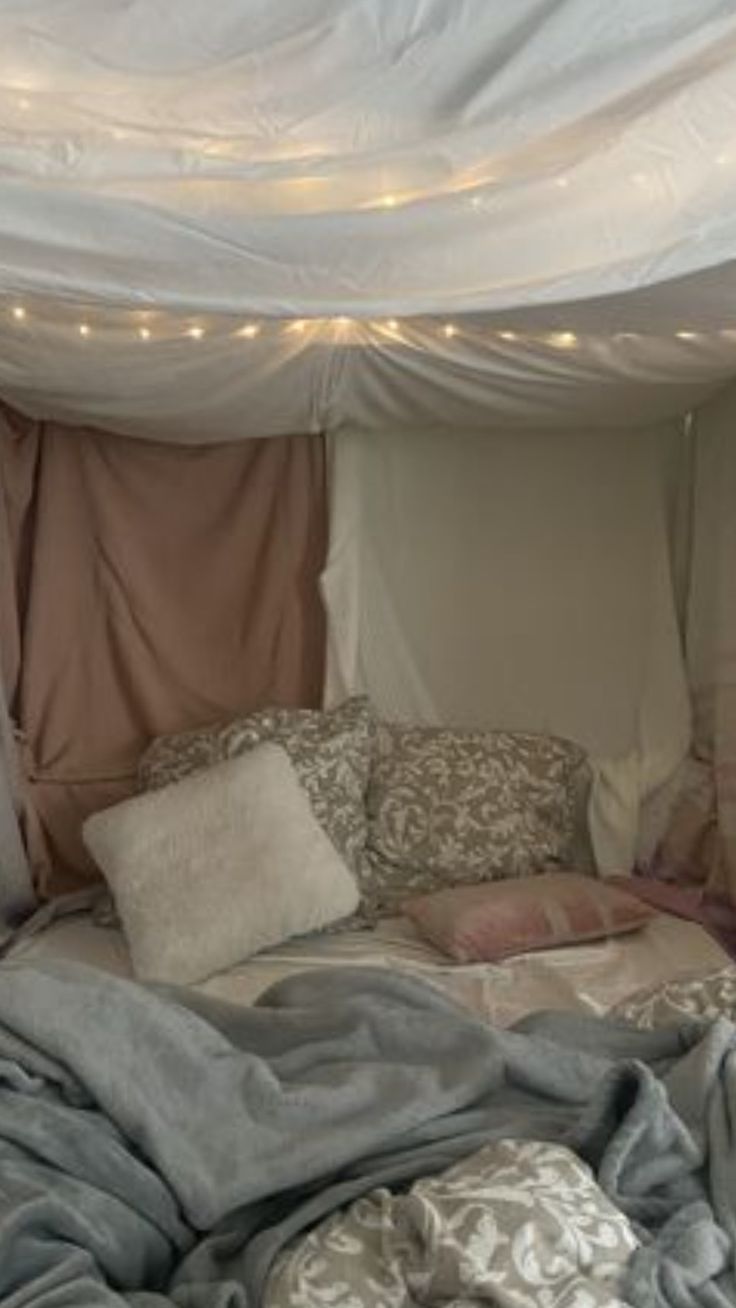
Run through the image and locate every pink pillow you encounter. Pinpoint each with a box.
[403,872,656,963]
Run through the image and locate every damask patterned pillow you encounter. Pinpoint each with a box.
[138,697,374,878]
[363,723,589,916]
[265,1138,637,1308]
[610,966,736,1030]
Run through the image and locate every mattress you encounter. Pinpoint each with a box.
[5,906,729,1028]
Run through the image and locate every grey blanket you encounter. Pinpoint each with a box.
[0,961,733,1307]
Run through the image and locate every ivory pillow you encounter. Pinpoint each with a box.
[404,872,655,963]
[83,743,359,984]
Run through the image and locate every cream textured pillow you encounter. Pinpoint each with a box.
[83,743,359,984]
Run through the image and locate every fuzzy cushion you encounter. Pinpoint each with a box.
[138,697,374,880]
[364,723,589,916]
[83,743,359,984]
[403,872,655,964]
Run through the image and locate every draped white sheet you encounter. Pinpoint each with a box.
[0,2,735,437]
[323,423,692,870]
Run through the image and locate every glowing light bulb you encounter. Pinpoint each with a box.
[138,326,151,341]
[550,330,577,348]
[385,319,400,331]
[333,316,352,328]
[187,326,204,340]
[382,194,397,208]
[78,323,90,338]
[676,330,697,340]
[238,323,260,339]
[498,330,518,341]
[442,323,458,338]
[11,305,26,321]
[288,320,307,334]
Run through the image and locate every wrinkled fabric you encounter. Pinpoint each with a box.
[1,3,736,435]
[0,962,733,1306]
[0,403,326,893]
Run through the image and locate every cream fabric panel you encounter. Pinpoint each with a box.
[323,424,691,868]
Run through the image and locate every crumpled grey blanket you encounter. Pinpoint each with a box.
[0,960,733,1307]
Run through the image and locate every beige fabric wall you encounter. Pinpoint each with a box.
[0,404,326,895]
[323,422,692,871]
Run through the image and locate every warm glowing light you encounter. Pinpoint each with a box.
[187,326,204,340]
[78,323,90,337]
[498,330,518,341]
[238,323,260,339]
[11,305,26,321]
[288,319,307,334]
[138,326,151,341]
[442,323,458,338]
[382,194,397,208]
[550,331,577,348]
[676,330,697,340]
[385,319,400,331]
[333,316,352,327]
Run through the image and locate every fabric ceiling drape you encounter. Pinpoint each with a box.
[0,404,327,896]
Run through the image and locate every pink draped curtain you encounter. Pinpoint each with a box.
[0,403,327,895]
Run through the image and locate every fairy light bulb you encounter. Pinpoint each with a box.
[238,323,260,339]
[78,323,90,338]
[550,330,577,348]
[676,330,697,340]
[138,326,151,341]
[498,330,518,341]
[187,326,204,340]
[11,305,26,321]
[442,323,458,338]
[385,319,400,331]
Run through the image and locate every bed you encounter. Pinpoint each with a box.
[2,703,735,1307]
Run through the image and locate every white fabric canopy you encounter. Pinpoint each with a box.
[0,1,736,437]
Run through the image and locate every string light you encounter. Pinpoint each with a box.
[4,306,736,349]
[381,194,397,208]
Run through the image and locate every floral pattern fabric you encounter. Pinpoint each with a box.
[363,723,589,916]
[138,697,374,879]
[610,965,736,1030]
[265,1138,637,1308]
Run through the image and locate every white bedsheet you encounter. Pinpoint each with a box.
[4,909,729,1028]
